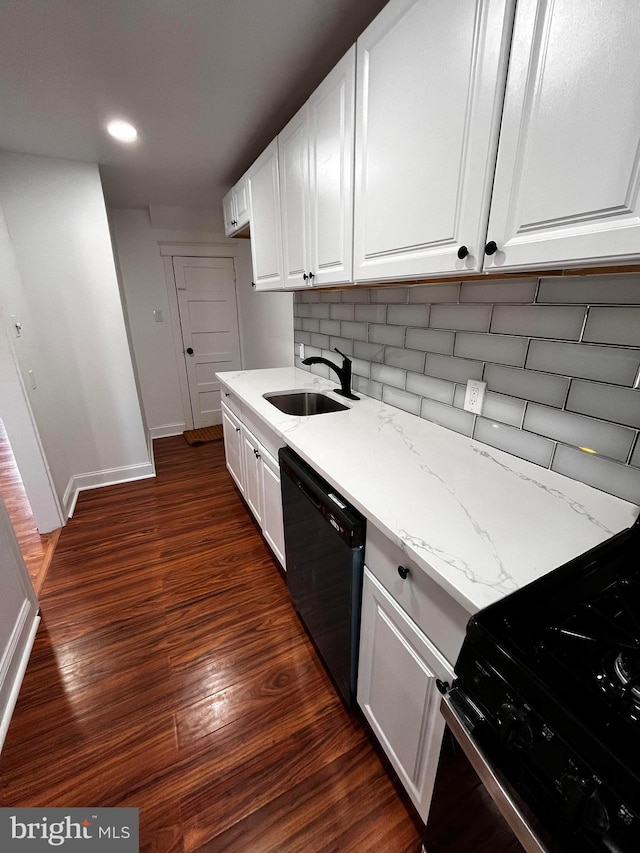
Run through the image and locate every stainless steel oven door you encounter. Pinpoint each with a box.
[423,695,551,853]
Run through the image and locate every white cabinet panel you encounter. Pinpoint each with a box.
[279,47,356,289]
[353,0,513,282]
[240,424,263,525]
[247,140,284,290]
[485,0,640,271]
[261,450,286,569]
[358,568,453,821]
[221,402,244,495]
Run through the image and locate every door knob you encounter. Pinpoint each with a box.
[186,347,194,356]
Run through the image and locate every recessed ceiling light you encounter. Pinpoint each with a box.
[107,120,138,143]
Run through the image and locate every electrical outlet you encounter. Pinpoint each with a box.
[463,379,486,415]
[298,342,305,359]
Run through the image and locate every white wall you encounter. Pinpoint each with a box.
[0,152,151,516]
[110,208,294,435]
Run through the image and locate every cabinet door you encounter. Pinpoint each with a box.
[247,140,285,290]
[353,0,513,282]
[222,189,236,237]
[279,109,311,288]
[221,402,244,495]
[307,45,356,287]
[233,174,250,230]
[485,0,640,272]
[358,568,453,822]
[240,425,263,525]
[260,449,286,569]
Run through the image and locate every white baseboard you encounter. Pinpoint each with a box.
[63,460,156,518]
[0,612,40,753]
[149,422,186,440]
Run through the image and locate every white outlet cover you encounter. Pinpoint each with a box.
[463,379,486,414]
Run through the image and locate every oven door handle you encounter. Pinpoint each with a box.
[440,694,548,853]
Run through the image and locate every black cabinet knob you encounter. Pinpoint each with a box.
[186,347,194,355]
[457,245,469,259]
[485,240,498,255]
[436,679,450,695]
[251,281,256,288]
[302,273,308,280]
[397,565,410,580]
[309,271,315,279]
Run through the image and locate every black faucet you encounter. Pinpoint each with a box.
[302,347,360,400]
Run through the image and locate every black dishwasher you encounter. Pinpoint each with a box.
[279,447,365,707]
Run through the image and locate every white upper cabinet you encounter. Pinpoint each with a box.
[223,174,250,237]
[353,0,514,282]
[485,0,640,272]
[246,140,285,290]
[280,46,356,288]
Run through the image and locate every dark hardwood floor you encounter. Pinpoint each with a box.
[0,435,422,852]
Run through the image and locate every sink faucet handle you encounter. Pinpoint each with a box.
[333,346,350,362]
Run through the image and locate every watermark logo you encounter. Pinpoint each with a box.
[0,808,138,850]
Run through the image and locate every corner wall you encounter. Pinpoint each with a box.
[0,152,151,515]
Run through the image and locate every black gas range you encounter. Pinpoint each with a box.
[446,516,640,852]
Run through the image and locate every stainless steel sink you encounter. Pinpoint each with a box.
[263,391,349,415]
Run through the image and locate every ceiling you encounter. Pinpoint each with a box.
[0,0,389,211]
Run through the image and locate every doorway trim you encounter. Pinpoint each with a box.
[159,242,241,435]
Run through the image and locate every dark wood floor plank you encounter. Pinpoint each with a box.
[0,436,421,851]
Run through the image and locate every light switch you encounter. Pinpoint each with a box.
[28,369,37,390]
[154,309,164,323]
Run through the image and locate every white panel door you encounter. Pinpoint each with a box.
[247,140,285,291]
[353,0,513,282]
[0,496,39,750]
[484,0,640,272]
[279,109,310,288]
[358,568,453,821]
[308,45,356,287]
[174,257,241,429]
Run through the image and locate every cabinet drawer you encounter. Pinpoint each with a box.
[220,387,242,420]
[365,524,470,665]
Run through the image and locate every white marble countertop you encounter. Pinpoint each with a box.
[217,367,639,615]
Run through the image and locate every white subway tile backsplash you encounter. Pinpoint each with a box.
[329,303,355,321]
[425,353,483,383]
[453,332,528,367]
[406,327,455,355]
[524,404,635,462]
[370,287,408,303]
[382,386,421,415]
[583,307,640,347]
[430,304,492,332]
[526,340,640,386]
[481,392,526,427]
[408,283,460,303]
[385,347,426,372]
[371,363,406,389]
[566,380,640,429]
[406,372,455,404]
[484,364,569,407]
[309,303,331,319]
[552,445,640,504]
[354,341,385,362]
[340,321,368,341]
[328,337,354,355]
[310,333,330,349]
[421,399,474,436]
[353,376,382,399]
[474,419,554,467]
[491,305,585,340]
[319,319,341,336]
[295,273,640,502]
[354,304,387,323]
[369,324,405,346]
[537,274,640,304]
[460,278,537,303]
[388,304,429,326]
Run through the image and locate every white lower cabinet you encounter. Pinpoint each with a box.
[221,400,286,569]
[358,567,454,822]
